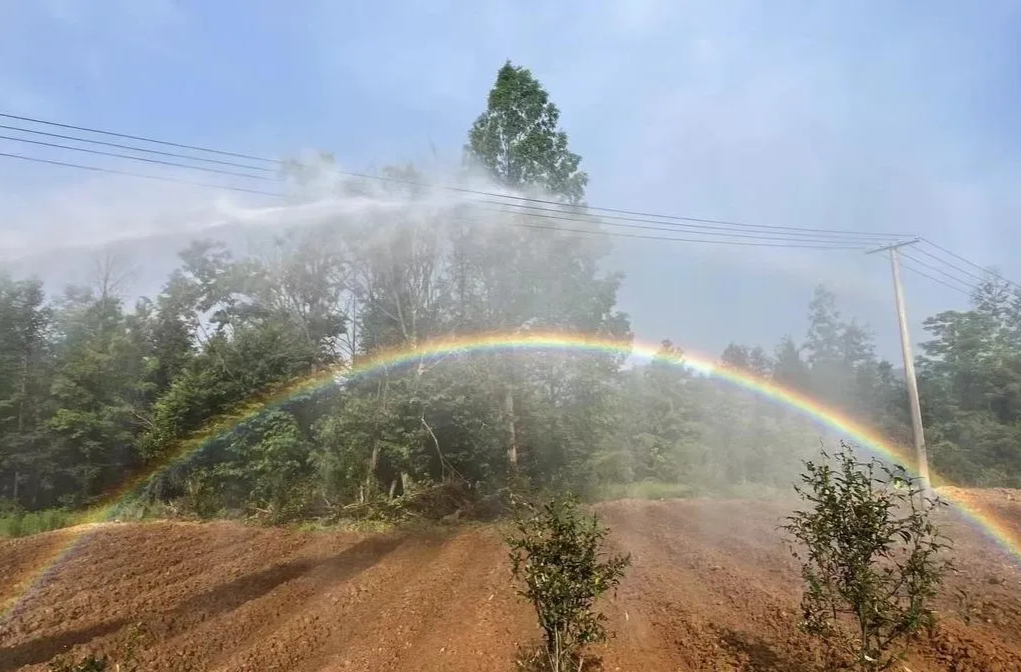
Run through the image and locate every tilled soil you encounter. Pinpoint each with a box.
[1,490,1020,671]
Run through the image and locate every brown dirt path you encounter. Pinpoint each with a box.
[1,490,1019,671]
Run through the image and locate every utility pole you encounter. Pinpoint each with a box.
[867,238,930,493]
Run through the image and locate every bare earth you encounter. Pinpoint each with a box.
[2,491,1020,671]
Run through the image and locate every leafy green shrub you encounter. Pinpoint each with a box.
[507,495,631,672]
[781,442,953,670]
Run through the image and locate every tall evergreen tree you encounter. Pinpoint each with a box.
[459,61,630,483]
[465,61,587,204]
[0,274,55,507]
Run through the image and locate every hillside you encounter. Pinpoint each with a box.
[2,492,1020,671]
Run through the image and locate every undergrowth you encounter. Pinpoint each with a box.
[588,479,790,502]
[2,476,791,540]
[0,507,76,538]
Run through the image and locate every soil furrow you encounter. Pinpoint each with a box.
[1,491,1019,671]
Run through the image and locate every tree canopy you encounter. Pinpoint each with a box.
[465,61,588,204]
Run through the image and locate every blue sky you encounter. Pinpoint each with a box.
[1,1,1020,359]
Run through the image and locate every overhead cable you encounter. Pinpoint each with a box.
[0,111,912,240]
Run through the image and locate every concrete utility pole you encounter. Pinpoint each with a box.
[867,238,931,492]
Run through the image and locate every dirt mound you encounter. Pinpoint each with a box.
[2,491,1020,671]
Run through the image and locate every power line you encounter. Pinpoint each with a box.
[0,136,1004,294]
[0,112,275,164]
[0,119,886,243]
[912,246,988,284]
[459,186,908,239]
[0,152,280,197]
[0,123,274,172]
[899,260,973,297]
[0,133,887,244]
[0,134,274,181]
[472,204,885,245]
[865,241,977,298]
[0,151,869,252]
[0,122,902,245]
[900,251,978,295]
[481,201,898,242]
[4,110,1016,286]
[920,237,994,275]
[0,147,884,247]
[916,239,1021,291]
[469,218,870,249]
[0,110,913,240]
[862,236,1019,299]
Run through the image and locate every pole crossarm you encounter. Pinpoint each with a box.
[865,237,921,255]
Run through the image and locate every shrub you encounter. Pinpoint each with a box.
[781,442,953,670]
[507,495,631,672]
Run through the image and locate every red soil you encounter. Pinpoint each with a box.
[2,490,1020,671]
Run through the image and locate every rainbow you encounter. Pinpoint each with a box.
[2,331,1020,623]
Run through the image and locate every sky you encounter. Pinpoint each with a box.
[1,0,1020,360]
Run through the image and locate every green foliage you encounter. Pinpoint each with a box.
[917,277,1021,486]
[0,507,74,538]
[466,61,587,204]
[206,409,314,519]
[507,496,630,672]
[47,291,147,505]
[0,273,59,509]
[1,59,1018,530]
[782,443,953,670]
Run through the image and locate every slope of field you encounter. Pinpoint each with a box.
[1,491,1020,671]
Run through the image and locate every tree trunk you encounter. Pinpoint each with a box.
[365,378,387,498]
[367,439,380,495]
[505,385,518,467]
[15,353,26,506]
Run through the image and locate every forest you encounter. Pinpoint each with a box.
[1,62,1019,521]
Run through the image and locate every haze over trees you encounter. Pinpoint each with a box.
[0,61,1019,519]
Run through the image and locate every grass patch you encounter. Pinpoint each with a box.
[590,480,794,503]
[591,481,697,501]
[290,517,396,534]
[0,480,795,540]
[0,509,77,538]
